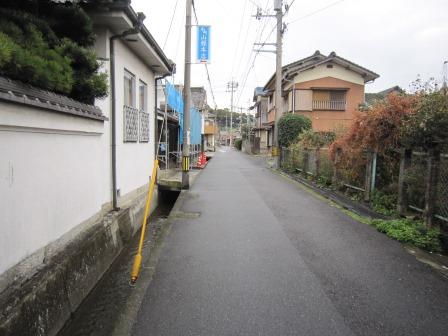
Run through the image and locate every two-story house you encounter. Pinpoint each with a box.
[263,50,379,133]
[252,87,271,153]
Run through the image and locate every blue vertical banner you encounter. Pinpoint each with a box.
[197,25,210,63]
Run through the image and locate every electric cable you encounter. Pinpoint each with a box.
[192,1,218,109]
[163,0,179,49]
[288,0,346,25]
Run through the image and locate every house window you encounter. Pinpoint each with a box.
[312,90,347,111]
[124,69,135,107]
[123,69,138,142]
[139,80,147,112]
[138,80,149,142]
[295,89,313,111]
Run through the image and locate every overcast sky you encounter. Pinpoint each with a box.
[132,0,448,111]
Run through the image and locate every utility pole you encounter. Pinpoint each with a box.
[272,0,283,167]
[225,112,228,145]
[227,80,238,147]
[253,0,284,167]
[239,106,243,136]
[182,0,192,189]
[213,107,217,151]
[443,60,448,93]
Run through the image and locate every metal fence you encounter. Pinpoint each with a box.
[436,155,448,220]
[319,148,334,183]
[405,152,427,211]
[281,147,448,225]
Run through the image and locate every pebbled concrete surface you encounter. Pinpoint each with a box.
[132,148,448,336]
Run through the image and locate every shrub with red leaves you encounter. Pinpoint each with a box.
[329,93,419,185]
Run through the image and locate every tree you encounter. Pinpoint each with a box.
[402,91,448,151]
[278,114,311,147]
[241,124,250,140]
[0,1,108,104]
[331,93,417,156]
[215,108,230,128]
[329,93,418,188]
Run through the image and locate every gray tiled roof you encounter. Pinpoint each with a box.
[365,86,404,105]
[0,76,105,121]
[264,50,379,89]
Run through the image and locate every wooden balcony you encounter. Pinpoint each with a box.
[312,100,346,111]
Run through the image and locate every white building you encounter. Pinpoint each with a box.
[0,3,173,335]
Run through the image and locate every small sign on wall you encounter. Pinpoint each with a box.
[197,25,210,64]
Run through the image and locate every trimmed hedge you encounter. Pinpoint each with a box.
[278,114,312,147]
[234,138,242,150]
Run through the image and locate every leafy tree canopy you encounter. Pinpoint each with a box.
[278,113,311,147]
[0,0,107,103]
[215,108,254,129]
[330,93,417,157]
[402,91,448,151]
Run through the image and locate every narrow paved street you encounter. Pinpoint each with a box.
[132,149,448,336]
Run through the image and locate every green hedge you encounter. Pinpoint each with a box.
[234,139,242,150]
[278,114,312,147]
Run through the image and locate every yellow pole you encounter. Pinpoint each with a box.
[130,159,159,284]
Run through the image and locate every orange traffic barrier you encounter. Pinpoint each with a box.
[195,153,207,169]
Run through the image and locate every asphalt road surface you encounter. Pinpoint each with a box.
[132,148,448,336]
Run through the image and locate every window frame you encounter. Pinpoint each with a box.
[124,69,136,107]
[139,79,148,112]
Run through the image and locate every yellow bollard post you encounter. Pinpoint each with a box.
[130,159,159,284]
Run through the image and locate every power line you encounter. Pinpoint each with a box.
[285,0,296,14]
[288,0,346,24]
[233,0,272,105]
[248,0,261,6]
[235,21,277,107]
[234,3,256,79]
[234,0,269,82]
[205,64,217,109]
[236,0,344,107]
[192,1,217,109]
[230,0,249,78]
[237,0,271,79]
[163,0,180,49]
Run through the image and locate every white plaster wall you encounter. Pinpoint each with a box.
[291,63,365,86]
[0,27,160,275]
[0,103,106,274]
[113,39,156,200]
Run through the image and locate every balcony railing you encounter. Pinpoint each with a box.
[168,110,179,120]
[312,100,346,111]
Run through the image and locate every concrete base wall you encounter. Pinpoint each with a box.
[242,140,252,155]
[0,187,157,336]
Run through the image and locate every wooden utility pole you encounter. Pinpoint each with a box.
[272,0,283,168]
[227,80,238,147]
[253,1,283,166]
[182,0,192,189]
